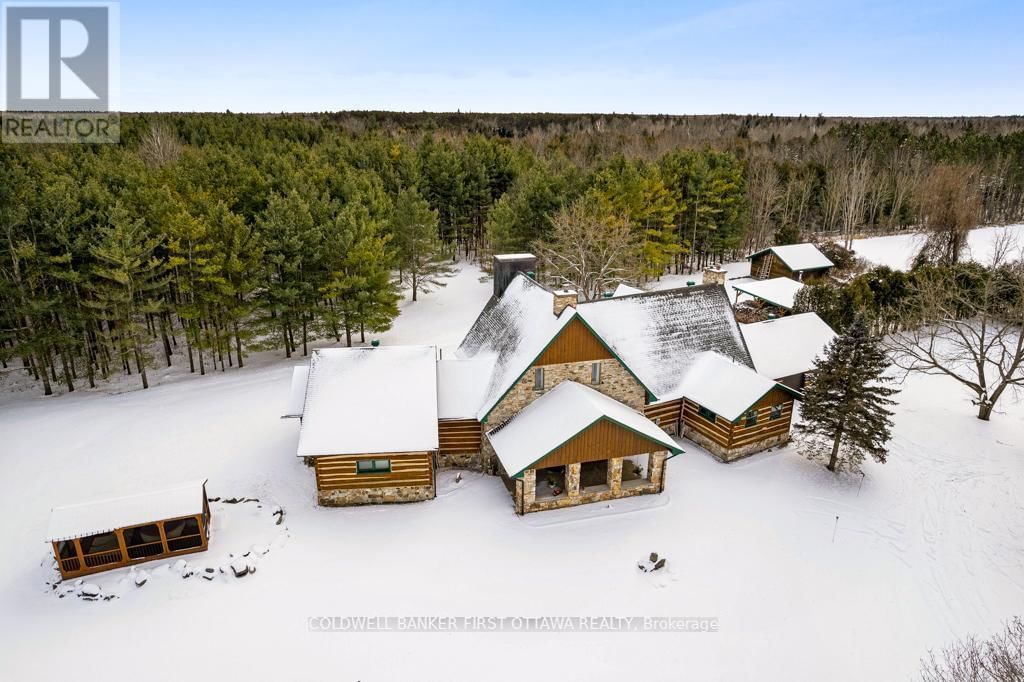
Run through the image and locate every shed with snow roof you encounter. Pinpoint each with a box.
[48,480,210,579]
[731,277,805,311]
[748,243,834,282]
[297,345,439,507]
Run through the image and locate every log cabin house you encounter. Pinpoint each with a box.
[740,313,838,392]
[747,243,834,282]
[47,481,210,580]
[286,254,803,513]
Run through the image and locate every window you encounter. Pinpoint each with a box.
[697,405,717,422]
[534,367,545,391]
[78,531,119,555]
[163,517,202,551]
[123,523,163,559]
[744,410,758,427]
[770,404,783,420]
[57,540,77,559]
[357,459,391,474]
[591,362,601,384]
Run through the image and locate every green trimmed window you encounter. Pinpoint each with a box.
[356,459,391,474]
[534,367,545,391]
[744,409,758,427]
[770,405,783,420]
[697,405,717,422]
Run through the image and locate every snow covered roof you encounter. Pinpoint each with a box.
[732,277,805,310]
[748,243,834,272]
[612,283,645,297]
[576,284,753,401]
[47,480,208,542]
[437,356,492,420]
[456,274,576,420]
[675,352,797,421]
[741,313,837,381]
[494,253,536,261]
[296,346,439,457]
[486,382,681,477]
[282,365,309,418]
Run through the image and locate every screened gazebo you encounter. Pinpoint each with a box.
[47,480,211,580]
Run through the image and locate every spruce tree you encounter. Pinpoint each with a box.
[797,318,899,473]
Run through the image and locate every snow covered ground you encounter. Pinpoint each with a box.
[851,223,1024,270]
[0,231,1022,681]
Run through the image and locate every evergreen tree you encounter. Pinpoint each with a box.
[391,188,451,302]
[797,318,899,472]
[85,204,169,389]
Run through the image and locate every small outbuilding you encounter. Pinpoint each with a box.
[740,313,838,391]
[732,277,805,312]
[47,480,211,580]
[747,243,834,282]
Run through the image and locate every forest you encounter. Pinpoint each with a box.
[2,111,1024,394]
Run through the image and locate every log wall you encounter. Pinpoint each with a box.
[314,452,434,491]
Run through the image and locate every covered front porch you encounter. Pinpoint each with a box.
[483,381,682,515]
[517,451,668,513]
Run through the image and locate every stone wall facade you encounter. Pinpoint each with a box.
[486,358,646,430]
[318,484,435,507]
[682,426,790,463]
[480,358,646,474]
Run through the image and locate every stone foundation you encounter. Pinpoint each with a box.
[318,484,435,507]
[683,428,790,463]
[436,452,482,470]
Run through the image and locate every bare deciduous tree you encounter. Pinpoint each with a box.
[745,157,783,251]
[138,122,184,169]
[916,164,983,266]
[838,154,872,249]
[533,195,641,301]
[920,616,1024,682]
[888,233,1024,420]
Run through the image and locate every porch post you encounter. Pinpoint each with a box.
[522,469,536,512]
[607,458,623,494]
[650,451,668,491]
[566,463,581,499]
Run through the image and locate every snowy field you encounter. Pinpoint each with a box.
[851,223,1024,271]
[1,229,1023,681]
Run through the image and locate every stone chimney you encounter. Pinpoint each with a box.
[703,265,727,286]
[493,253,538,298]
[553,289,578,316]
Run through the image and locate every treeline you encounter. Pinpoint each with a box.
[2,112,1023,395]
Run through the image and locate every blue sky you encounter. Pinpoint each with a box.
[119,0,1023,115]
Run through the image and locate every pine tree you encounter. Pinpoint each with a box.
[797,318,899,473]
[86,204,169,389]
[391,188,452,302]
